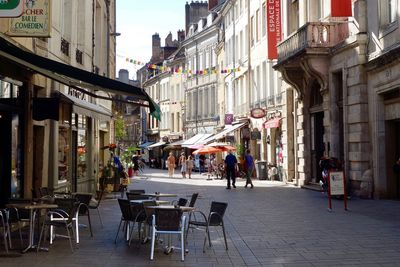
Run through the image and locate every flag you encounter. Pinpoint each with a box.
[331,0,352,17]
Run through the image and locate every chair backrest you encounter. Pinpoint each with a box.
[54,198,78,222]
[117,198,134,221]
[154,208,183,231]
[131,202,146,222]
[209,201,228,226]
[0,209,7,227]
[188,193,199,207]
[143,200,157,224]
[74,193,92,215]
[177,198,188,206]
[126,192,149,200]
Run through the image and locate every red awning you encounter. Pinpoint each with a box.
[263,118,281,129]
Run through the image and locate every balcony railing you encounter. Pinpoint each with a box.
[277,22,349,63]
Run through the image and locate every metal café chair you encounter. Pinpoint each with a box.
[37,198,77,253]
[185,201,228,253]
[114,199,145,245]
[88,190,104,227]
[74,193,94,240]
[0,209,9,254]
[150,208,186,261]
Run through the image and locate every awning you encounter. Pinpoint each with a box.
[181,133,212,147]
[59,92,112,121]
[203,122,247,143]
[0,33,161,120]
[263,118,281,129]
[147,141,166,149]
[139,141,154,148]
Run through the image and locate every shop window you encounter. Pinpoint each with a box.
[0,81,19,99]
[11,114,22,198]
[58,125,70,183]
[77,115,87,180]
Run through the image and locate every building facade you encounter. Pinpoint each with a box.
[0,0,147,205]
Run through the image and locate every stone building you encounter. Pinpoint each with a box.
[0,0,156,205]
[274,0,400,198]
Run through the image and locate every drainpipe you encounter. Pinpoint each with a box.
[92,0,95,73]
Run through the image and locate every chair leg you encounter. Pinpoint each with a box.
[75,215,79,244]
[2,229,8,254]
[181,229,185,261]
[18,221,23,249]
[87,211,93,237]
[114,219,123,244]
[150,226,156,260]
[96,208,103,228]
[128,222,135,247]
[7,223,12,249]
[203,226,209,253]
[66,225,74,253]
[221,222,228,250]
[207,225,212,247]
[36,221,46,253]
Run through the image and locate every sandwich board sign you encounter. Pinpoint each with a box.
[328,171,348,211]
[0,0,24,17]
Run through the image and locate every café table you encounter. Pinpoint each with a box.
[6,202,57,253]
[141,193,177,200]
[129,199,170,205]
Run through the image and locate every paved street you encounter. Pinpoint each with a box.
[2,168,400,267]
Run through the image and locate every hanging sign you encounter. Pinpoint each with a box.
[8,0,51,37]
[250,108,266,119]
[267,0,282,59]
[0,0,23,17]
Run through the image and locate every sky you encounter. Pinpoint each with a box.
[116,0,188,80]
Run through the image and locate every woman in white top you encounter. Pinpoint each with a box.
[179,152,187,178]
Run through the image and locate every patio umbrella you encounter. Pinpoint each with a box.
[188,144,204,150]
[217,145,237,152]
[192,146,223,155]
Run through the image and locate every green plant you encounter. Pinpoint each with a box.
[114,116,126,142]
[120,146,140,166]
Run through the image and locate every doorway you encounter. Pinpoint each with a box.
[386,119,400,199]
[310,112,325,183]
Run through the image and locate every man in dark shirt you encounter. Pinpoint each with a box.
[225,150,238,189]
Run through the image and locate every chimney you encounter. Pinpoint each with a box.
[151,33,161,62]
[118,69,129,84]
[177,30,185,42]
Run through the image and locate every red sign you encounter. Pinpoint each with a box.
[267,0,281,60]
[331,0,352,17]
[250,108,266,119]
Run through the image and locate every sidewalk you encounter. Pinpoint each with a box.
[2,168,400,266]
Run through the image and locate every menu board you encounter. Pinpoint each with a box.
[329,171,345,196]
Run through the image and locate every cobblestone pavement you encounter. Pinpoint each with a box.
[2,168,400,266]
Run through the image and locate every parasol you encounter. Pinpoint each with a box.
[188,144,204,150]
[192,146,223,155]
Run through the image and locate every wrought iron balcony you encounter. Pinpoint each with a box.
[277,22,349,64]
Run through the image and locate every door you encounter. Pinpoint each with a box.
[310,112,324,183]
[386,119,400,199]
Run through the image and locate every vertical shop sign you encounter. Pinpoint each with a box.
[0,0,23,17]
[224,114,233,125]
[267,0,281,60]
[8,0,51,37]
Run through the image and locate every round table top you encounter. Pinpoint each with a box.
[142,193,178,198]
[146,205,195,212]
[129,200,170,205]
[6,203,58,210]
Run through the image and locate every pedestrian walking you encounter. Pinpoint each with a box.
[224,150,238,189]
[187,155,194,179]
[179,152,187,178]
[167,152,176,178]
[244,149,254,188]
